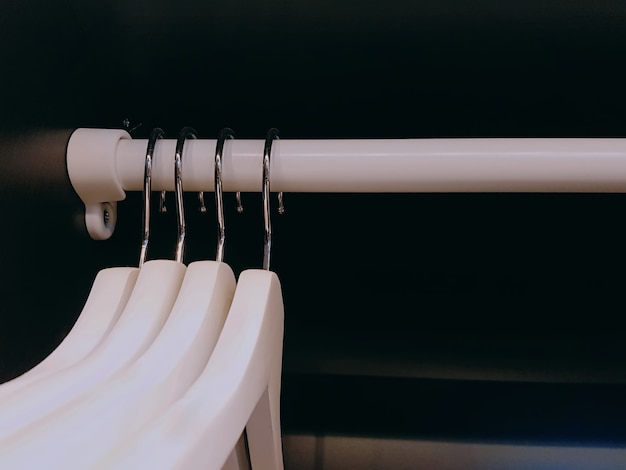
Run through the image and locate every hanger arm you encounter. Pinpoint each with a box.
[102,269,284,470]
[0,267,138,399]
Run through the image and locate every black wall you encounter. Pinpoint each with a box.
[2,0,626,451]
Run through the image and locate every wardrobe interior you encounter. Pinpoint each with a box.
[1,1,626,468]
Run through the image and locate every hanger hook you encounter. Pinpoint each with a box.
[139,128,164,267]
[263,128,279,270]
[215,128,235,263]
[174,126,197,263]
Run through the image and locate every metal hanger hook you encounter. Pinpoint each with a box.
[139,127,164,267]
[263,128,279,270]
[214,128,235,263]
[174,126,197,263]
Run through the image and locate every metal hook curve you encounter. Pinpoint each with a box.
[139,127,164,267]
[263,128,279,270]
[174,126,197,263]
[214,128,235,263]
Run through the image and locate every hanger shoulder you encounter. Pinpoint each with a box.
[104,269,284,470]
[0,267,138,400]
[0,260,186,448]
[0,261,237,469]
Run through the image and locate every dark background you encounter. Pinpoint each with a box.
[1,0,626,465]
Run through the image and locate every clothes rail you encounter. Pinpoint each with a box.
[67,128,626,239]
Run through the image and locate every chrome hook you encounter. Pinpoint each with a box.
[263,128,279,270]
[139,128,164,267]
[214,128,235,262]
[174,126,197,263]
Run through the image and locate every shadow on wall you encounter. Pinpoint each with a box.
[283,434,626,470]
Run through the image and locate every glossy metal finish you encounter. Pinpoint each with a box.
[159,191,167,213]
[174,126,197,263]
[262,128,279,270]
[278,191,285,214]
[139,128,164,267]
[235,192,244,213]
[214,128,235,263]
[198,191,207,213]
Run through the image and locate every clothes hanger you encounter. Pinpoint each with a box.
[101,127,286,470]
[0,127,166,399]
[0,267,138,399]
[0,131,147,399]
[0,128,196,445]
[0,128,241,468]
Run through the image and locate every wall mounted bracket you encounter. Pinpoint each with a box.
[67,128,131,240]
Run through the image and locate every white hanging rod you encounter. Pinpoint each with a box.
[67,128,626,239]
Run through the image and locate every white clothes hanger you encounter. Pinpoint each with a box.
[0,260,236,468]
[100,128,286,470]
[0,133,146,398]
[0,128,240,468]
[0,262,185,443]
[100,268,284,470]
[0,266,138,399]
[0,128,197,445]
